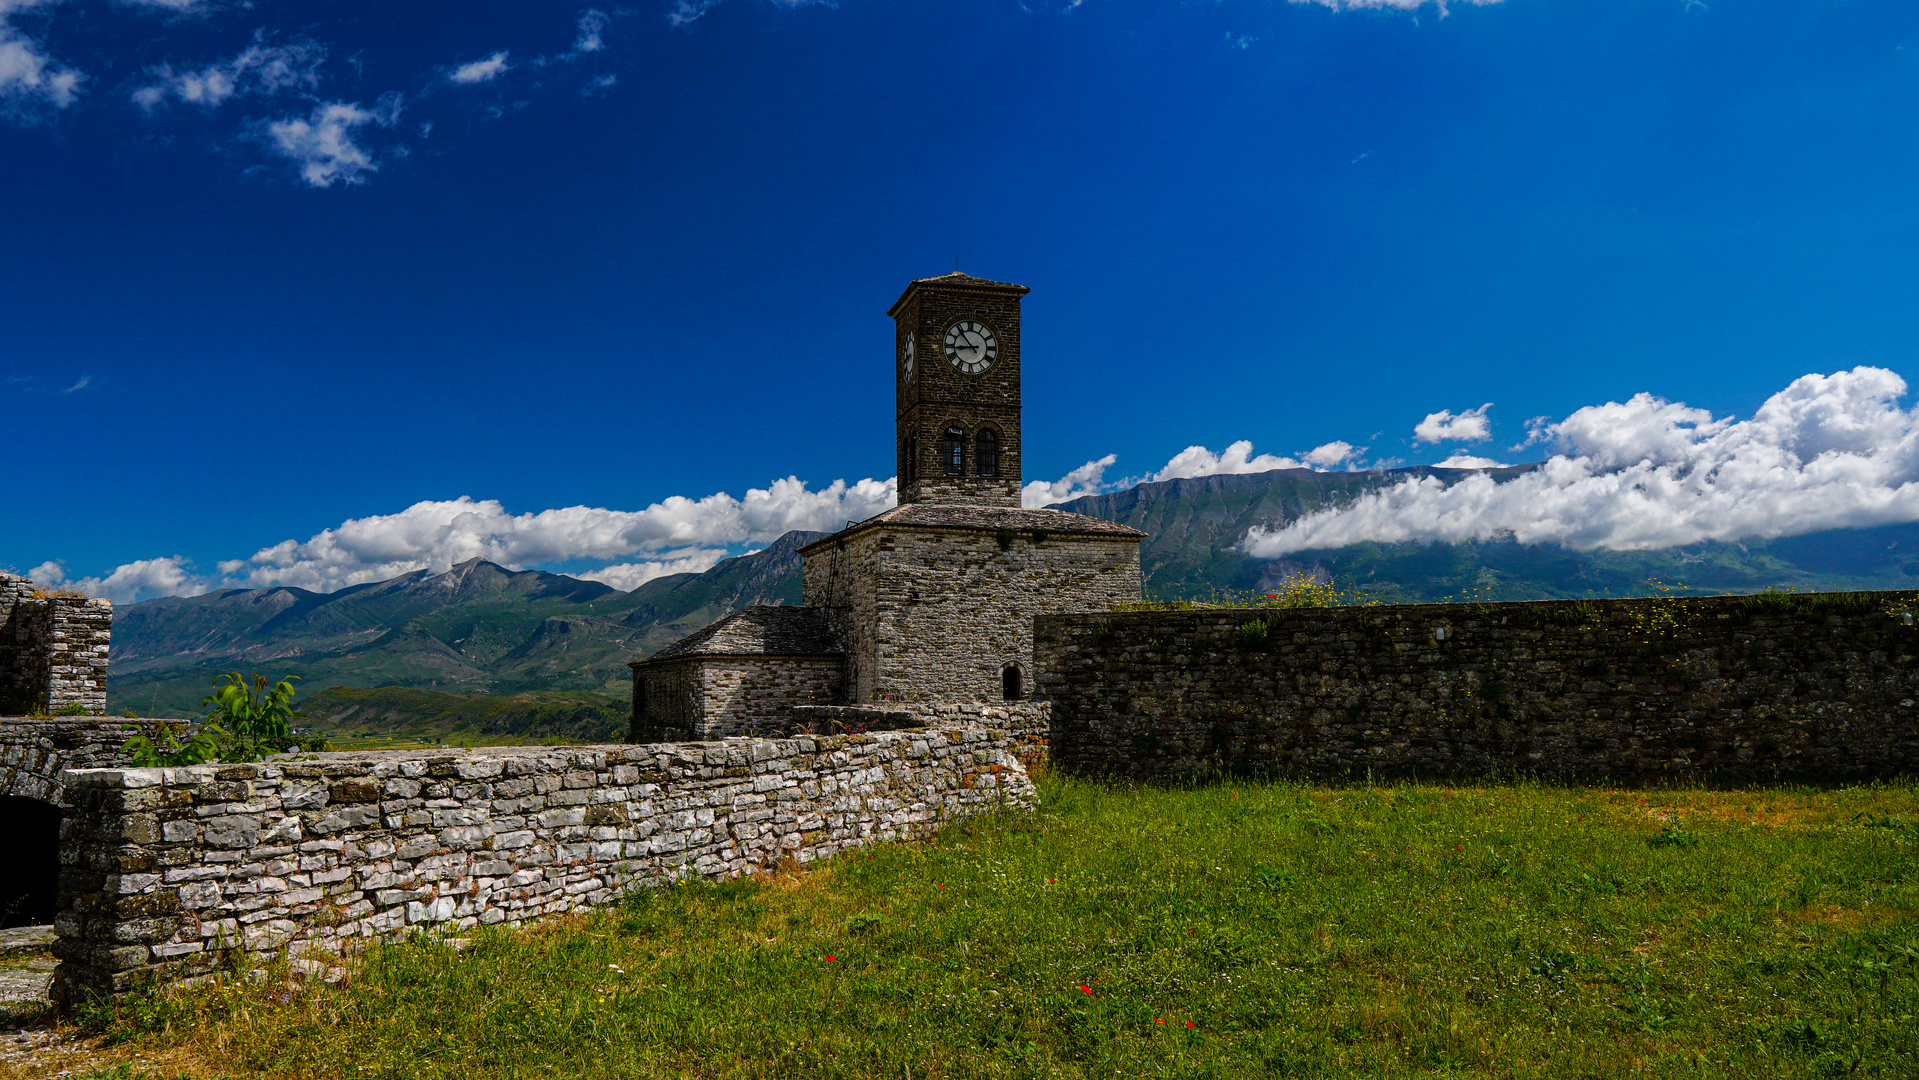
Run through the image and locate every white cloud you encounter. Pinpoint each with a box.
[264,97,398,187]
[573,548,734,590]
[61,374,89,392]
[0,0,82,111]
[449,51,510,85]
[1413,403,1492,444]
[1022,455,1117,507]
[1289,0,1503,13]
[1245,366,1919,557]
[94,475,899,600]
[1434,452,1507,469]
[51,556,205,605]
[118,0,207,9]
[1152,441,1308,481]
[1304,440,1363,468]
[573,9,608,52]
[133,38,324,110]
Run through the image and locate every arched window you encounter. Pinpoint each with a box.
[977,428,999,477]
[903,433,917,485]
[942,427,964,475]
[1001,664,1023,701]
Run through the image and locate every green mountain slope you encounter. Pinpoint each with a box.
[110,531,823,717]
[110,466,1919,720]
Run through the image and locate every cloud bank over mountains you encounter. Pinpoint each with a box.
[35,367,1919,603]
[1246,366,1919,557]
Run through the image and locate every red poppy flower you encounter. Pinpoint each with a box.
[826,955,836,962]
[1186,1021,1195,1029]
[1079,985,1092,994]
[1155,1018,1165,1024]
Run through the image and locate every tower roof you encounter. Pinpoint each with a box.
[887,272,1030,317]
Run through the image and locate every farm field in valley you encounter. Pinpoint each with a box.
[46,775,1919,1080]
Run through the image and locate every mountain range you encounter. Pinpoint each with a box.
[108,466,1919,722]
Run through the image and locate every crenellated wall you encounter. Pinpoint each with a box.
[1036,592,1919,782]
[52,725,1033,1003]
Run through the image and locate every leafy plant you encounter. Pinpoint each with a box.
[1238,618,1270,647]
[52,701,91,716]
[123,672,327,766]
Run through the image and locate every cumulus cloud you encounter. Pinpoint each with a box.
[1413,403,1492,444]
[449,51,510,85]
[572,9,608,52]
[573,548,735,591]
[1246,366,1919,557]
[54,476,899,603]
[35,556,204,605]
[1304,441,1363,468]
[1152,441,1308,481]
[1434,452,1507,469]
[133,37,324,110]
[264,96,399,187]
[1022,455,1117,507]
[0,0,82,111]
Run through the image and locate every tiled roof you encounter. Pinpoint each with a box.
[797,504,1145,555]
[635,605,843,665]
[888,272,1030,314]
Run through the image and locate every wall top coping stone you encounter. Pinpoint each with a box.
[1060,589,1919,627]
[59,726,988,788]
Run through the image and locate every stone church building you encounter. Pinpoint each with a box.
[630,272,1145,740]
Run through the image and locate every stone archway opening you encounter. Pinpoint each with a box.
[0,797,63,928]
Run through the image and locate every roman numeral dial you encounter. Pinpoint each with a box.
[943,320,999,375]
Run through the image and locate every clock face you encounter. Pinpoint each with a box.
[900,330,915,382]
[943,320,999,375]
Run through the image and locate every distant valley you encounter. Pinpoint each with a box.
[109,466,1919,726]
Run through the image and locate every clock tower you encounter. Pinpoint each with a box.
[889,272,1028,507]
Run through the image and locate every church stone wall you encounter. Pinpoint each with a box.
[1035,593,1919,782]
[52,727,1033,1003]
[804,527,1142,704]
[632,656,844,742]
[0,572,111,717]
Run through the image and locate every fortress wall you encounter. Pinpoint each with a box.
[0,573,111,716]
[52,725,1034,1003]
[1036,592,1919,782]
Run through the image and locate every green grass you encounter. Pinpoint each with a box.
[85,775,1919,1079]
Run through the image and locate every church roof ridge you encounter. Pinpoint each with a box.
[632,605,843,665]
[796,504,1145,556]
[887,272,1030,316]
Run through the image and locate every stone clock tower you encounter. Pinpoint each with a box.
[889,272,1029,507]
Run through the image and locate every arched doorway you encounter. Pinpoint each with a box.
[1001,664,1023,701]
[0,797,63,927]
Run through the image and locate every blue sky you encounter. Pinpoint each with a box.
[7,0,1919,600]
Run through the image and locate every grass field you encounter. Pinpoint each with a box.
[65,774,1919,1079]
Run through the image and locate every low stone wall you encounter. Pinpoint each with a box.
[0,717,185,806]
[1035,593,1919,782]
[53,725,1034,1003]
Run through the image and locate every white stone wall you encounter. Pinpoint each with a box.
[54,726,1034,1002]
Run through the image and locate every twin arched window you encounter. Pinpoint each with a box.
[933,424,1001,478]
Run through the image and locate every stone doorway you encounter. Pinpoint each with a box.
[0,797,62,929]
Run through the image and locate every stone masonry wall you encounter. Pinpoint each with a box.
[1036,592,1919,782]
[633,656,845,742]
[804,527,1141,703]
[52,725,1034,1003]
[1,718,186,806]
[0,573,111,716]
